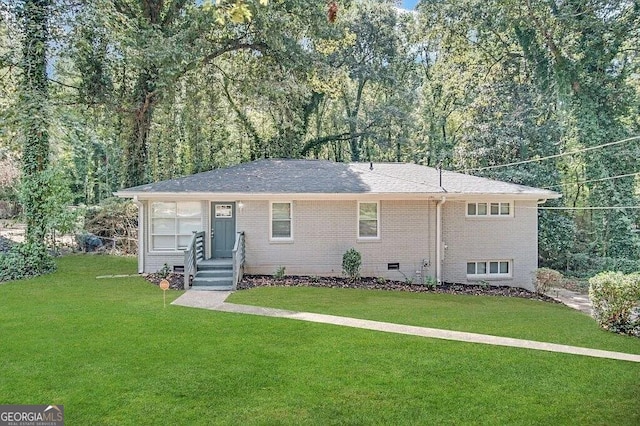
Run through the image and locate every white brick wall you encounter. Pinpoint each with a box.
[139,197,539,290]
[441,199,538,291]
[238,199,435,281]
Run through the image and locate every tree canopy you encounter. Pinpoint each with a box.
[1,0,639,276]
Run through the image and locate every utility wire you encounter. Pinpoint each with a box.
[460,135,640,173]
[537,206,640,210]
[444,199,640,211]
[541,171,640,190]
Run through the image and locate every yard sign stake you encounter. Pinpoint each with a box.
[159,279,170,307]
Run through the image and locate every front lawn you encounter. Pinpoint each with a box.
[1,255,639,425]
[229,286,640,355]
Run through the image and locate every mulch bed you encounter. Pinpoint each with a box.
[145,273,185,290]
[238,275,560,303]
[145,272,559,303]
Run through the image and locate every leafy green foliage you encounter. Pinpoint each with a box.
[273,265,286,280]
[0,241,56,282]
[589,272,640,336]
[19,0,51,245]
[19,165,82,250]
[567,254,640,279]
[2,0,640,281]
[342,247,361,281]
[534,268,564,294]
[423,275,437,289]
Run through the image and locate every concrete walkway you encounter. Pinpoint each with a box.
[172,291,640,363]
[546,287,593,316]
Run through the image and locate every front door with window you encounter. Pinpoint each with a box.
[212,202,236,258]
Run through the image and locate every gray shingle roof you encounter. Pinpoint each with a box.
[116,159,560,198]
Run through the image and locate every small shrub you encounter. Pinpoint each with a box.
[273,266,286,280]
[376,276,386,285]
[535,268,564,294]
[309,275,320,283]
[589,272,640,336]
[158,263,171,279]
[423,275,437,289]
[342,248,361,281]
[0,242,56,282]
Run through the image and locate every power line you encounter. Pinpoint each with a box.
[542,171,640,190]
[460,135,640,173]
[446,199,640,211]
[537,206,640,210]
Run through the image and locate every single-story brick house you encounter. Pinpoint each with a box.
[115,159,560,291]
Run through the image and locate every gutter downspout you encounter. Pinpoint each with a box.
[436,196,446,285]
[133,196,144,274]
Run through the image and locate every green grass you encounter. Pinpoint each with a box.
[0,255,639,425]
[228,286,640,355]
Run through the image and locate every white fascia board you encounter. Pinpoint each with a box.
[116,192,444,201]
[115,191,559,202]
[455,192,562,201]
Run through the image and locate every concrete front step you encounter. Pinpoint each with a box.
[196,270,233,278]
[189,284,234,291]
[197,259,233,271]
[197,265,232,272]
[193,275,232,284]
[191,258,234,290]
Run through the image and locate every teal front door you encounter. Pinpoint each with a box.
[212,202,236,258]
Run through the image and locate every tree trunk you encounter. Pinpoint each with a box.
[20,0,50,245]
[123,68,157,187]
[344,78,367,162]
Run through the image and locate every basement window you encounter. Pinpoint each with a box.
[466,260,511,279]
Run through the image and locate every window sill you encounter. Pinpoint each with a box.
[357,237,381,243]
[269,238,294,244]
[467,275,512,281]
[465,216,513,219]
[148,250,185,255]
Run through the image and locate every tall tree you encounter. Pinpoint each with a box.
[19,0,50,245]
[521,0,640,258]
[68,0,274,187]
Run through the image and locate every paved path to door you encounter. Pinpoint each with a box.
[172,291,640,363]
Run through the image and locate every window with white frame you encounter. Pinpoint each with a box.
[358,202,379,239]
[466,202,512,217]
[271,202,292,239]
[466,260,511,278]
[150,202,202,251]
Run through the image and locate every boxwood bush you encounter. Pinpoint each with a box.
[588,271,640,336]
[342,248,362,281]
